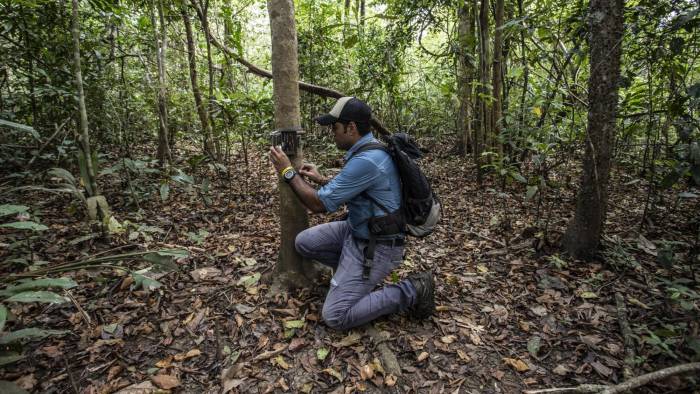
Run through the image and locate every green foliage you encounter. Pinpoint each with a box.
[0,328,69,345]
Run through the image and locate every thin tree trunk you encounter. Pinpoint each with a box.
[457,0,475,158]
[492,0,504,155]
[475,0,490,183]
[182,6,216,159]
[562,0,624,259]
[267,0,314,287]
[71,0,98,197]
[153,0,171,166]
[517,0,528,149]
[199,0,220,158]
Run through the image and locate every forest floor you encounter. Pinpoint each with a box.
[1,140,699,394]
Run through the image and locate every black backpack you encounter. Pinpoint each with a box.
[351,133,441,238]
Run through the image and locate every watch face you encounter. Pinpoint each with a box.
[284,169,295,180]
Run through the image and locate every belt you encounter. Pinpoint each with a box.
[355,237,405,247]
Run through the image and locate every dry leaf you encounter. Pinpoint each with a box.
[323,368,343,382]
[385,374,397,386]
[591,360,612,377]
[289,338,306,352]
[503,357,529,372]
[274,355,290,370]
[360,364,374,380]
[155,355,173,368]
[151,374,180,389]
[552,364,569,375]
[115,381,156,394]
[174,348,201,361]
[580,334,604,347]
[492,370,505,380]
[530,305,548,317]
[440,335,457,344]
[456,349,471,362]
[107,365,123,381]
[15,374,37,390]
[417,351,429,362]
[190,267,222,281]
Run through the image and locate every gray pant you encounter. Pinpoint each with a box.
[295,221,417,330]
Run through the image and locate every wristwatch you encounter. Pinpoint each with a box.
[282,167,297,183]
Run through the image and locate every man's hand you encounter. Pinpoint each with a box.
[269,146,292,174]
[299,163,327,185]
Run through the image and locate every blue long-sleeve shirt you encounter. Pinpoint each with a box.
[317,133,402,240]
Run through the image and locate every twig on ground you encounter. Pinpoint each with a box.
[524,362,700,394]
[65,289,92,327]
[614,292,636,380]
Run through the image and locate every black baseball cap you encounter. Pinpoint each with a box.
[314,97,371,126]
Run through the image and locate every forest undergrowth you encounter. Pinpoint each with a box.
[0,140,698,394]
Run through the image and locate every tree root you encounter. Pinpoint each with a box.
[614,292,636,380]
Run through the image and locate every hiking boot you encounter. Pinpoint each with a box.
[408,270,435,319]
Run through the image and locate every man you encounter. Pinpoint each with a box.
[269,97,435,331]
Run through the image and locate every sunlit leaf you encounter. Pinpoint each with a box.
[0,328,69,344]
[0,277,77,296]
[5,291,69,304]
[0,205,28,218]
[0,221,48,231]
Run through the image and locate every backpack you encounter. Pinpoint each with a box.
[351,133,441,238]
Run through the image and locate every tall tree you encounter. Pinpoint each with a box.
[562,0,625,258]
[153,0,171,166]
[267,0,313,286]
[475,0,491,183]
[71,0,98,197]
[181,6,216,159]
[456,0,475,157]
[491,0,504,154]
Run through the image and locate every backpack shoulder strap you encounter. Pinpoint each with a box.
[349,142,388,160]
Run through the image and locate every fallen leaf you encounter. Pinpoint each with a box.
[417,351,429,362]
[519,320,530,332]
[527,336,541,357]
[333,332,362,348]
[552,364,569,375]
[107,365,123,381]
[151,374,180,390]
[440,335,457,344]
[323,368,343,382]
[115,381,156,394]
[190,267,222,281]
[14,374,37,390]
[155,355,173,368]
[360,364,374,380]
[174,348,201,361]
[591,360,612,377]
[385,374,397,386]
[283,320,305,329]
[289,338,306,352]
[274,355,290,370]
[456,349,471,362]
[580,334,604,347]
[530,305,548,317]
[503,357,529,372]
[316,347,329,361]
[523,377,538,385]
[492,370,505,380]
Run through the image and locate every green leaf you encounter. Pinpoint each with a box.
[48,168,76,186]
[0,380,29,394]
[316,347,329,361]
[526,185,538,200]
[0,205,28,218]
[511,172,527,183]
[160,184,170,202]
[527,336,541,357]
[0,119,38,140]
[131,273,162,291]
[0,305,6,332]
[0,353,25,367]
[5,291,69,304]
[0,328,69,344]
[237,273,261,288]
[343,34,358,48]
[143,253,178,272]
[0,221,48,231]
[284,320,305,329]
[0,277,77,296]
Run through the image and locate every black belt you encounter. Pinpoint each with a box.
[355,237,405,247]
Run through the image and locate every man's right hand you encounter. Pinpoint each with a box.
[299,163,327,185]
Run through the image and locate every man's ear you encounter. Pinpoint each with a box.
[347,121,358,136]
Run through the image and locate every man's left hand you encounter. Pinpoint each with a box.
[269,146,292,174]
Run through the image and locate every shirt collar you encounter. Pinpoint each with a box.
[344,133,376,161]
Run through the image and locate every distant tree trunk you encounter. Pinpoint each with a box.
[360,0,365,25]
[182,6,216,159]
[267,0,314,287]
[517,0,528,138]
[491,0,504,155]
[562,0,624,259]
[457,0,475,157]
[153,0,171,166]
[71,0,98,197]
[475,0,490,183]
[197,0,221,159]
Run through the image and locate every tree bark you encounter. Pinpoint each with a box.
[153,0,171,166]
[71,0,98,197]
[182,6,216,159]
[475,0,490,183]
[491,0,504,154]
[562,0,624,259]
[457,0,475,158]
[267,0,314,287]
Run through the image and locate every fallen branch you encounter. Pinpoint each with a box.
[614,292,636,380]
[366,325,401,377]
[524,362,700,394]
[189,0,390,136]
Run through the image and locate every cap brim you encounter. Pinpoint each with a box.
[314,114,337,126]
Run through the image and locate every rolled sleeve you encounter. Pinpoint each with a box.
[317,157,381,213]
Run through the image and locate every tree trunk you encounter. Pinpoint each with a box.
[562,0,624,259]
[71,0,98,197]
[153,0,171,166]
[475,0,490,183]
[267,0,314,287]
[457,0,475,158]
[198,0,220,159]
[491,0,504,155]
[182,6,216,159]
